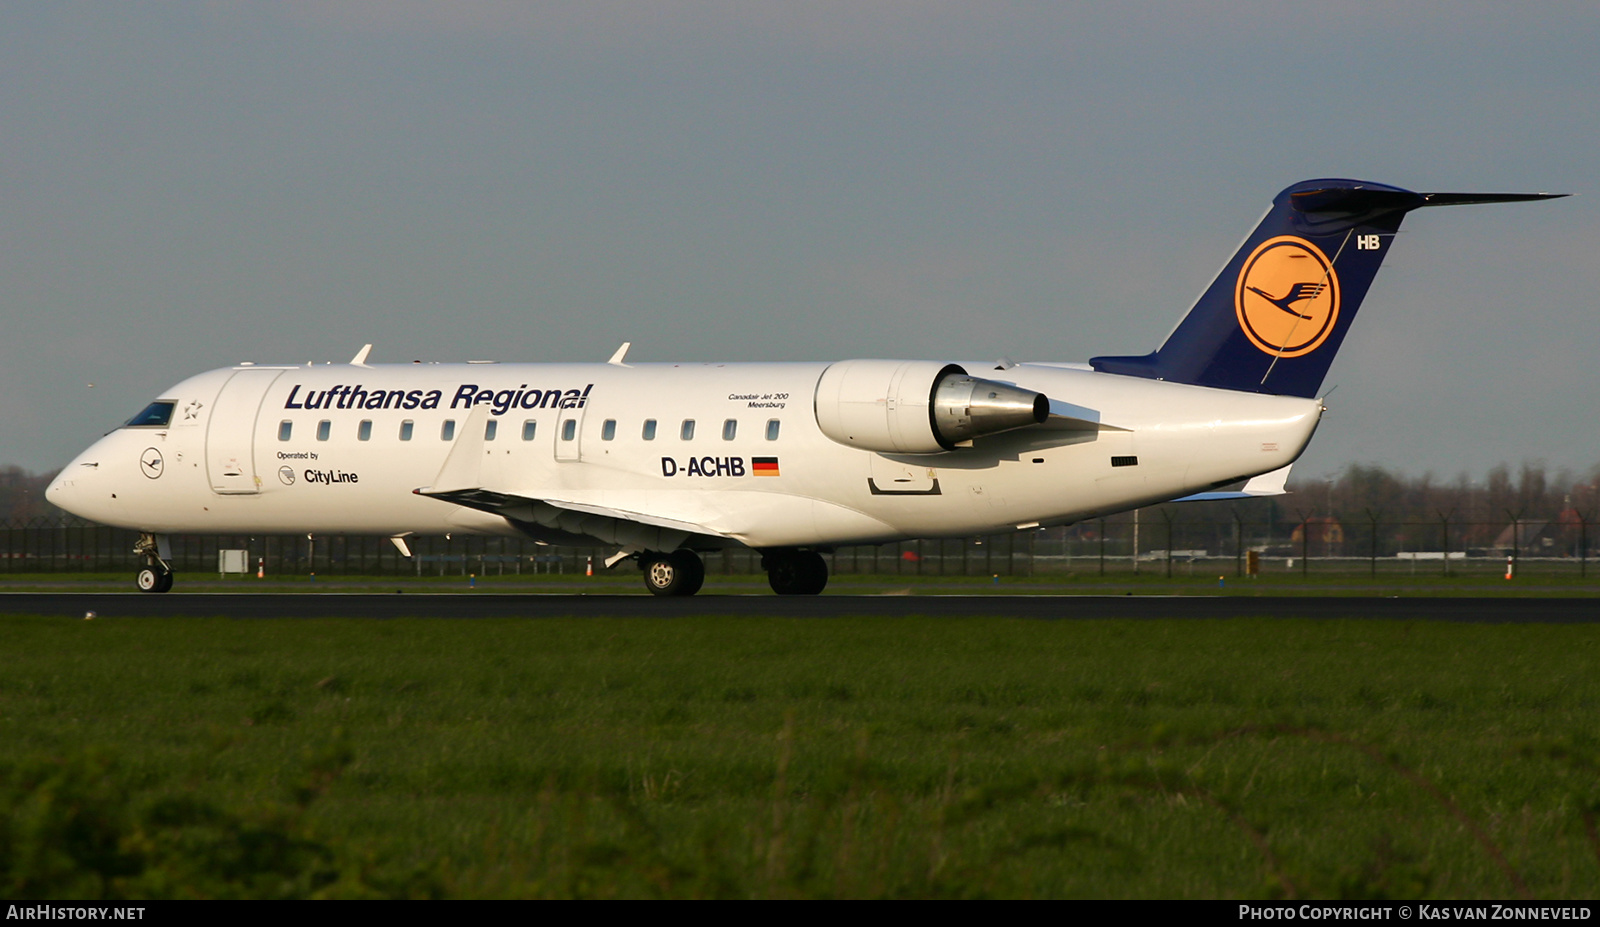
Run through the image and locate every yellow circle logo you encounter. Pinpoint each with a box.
[1234,236,1340,358]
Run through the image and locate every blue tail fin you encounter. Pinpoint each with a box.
[1089,179,1563,398]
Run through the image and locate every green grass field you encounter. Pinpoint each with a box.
[1,609,1597,898]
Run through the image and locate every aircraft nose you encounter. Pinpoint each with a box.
[47,451,105,521]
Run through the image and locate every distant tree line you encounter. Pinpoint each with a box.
[0,467,58,522]
[1290,461,1599,527]
[1111,460,1600,559]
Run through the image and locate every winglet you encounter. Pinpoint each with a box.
[1240,464,1292,496]
[350,344,373,366]
[425,406,492,494]
[1171,465,1294,503]
[608,342,632,366]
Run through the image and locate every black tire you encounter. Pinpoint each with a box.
[669,549,705,596]
[137,567,172,593]
[766,550,828,595]
[641,549,705,597]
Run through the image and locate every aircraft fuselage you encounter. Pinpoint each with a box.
[49,359,1319,549]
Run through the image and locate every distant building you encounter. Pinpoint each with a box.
[1290,516,1344,556]
[1492,520,1558,554]
[1554,507,1592,558]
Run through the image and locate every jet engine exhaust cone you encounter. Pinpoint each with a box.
[931,374,1050,448]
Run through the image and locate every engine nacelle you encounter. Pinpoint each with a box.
[813,359,1049,454]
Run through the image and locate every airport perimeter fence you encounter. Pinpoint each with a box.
[2,514,1597,580]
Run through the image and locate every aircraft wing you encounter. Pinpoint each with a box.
[414,406,894,549]
[417,484,730,539]
[409,405,717,549]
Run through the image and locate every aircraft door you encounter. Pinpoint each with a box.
[206,368,286,494]
[554,404,585,462]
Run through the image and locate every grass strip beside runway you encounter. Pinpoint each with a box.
[8,569,1600,596]
[0,611,1596,898]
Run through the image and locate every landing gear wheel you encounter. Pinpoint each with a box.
[133,533,173,593]
[137,566,173,593]
[765,551,828,596]
[640,549,705,597]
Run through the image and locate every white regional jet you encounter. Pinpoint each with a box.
[48,180,1562,595]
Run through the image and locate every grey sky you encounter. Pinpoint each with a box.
[3,2,1595,482]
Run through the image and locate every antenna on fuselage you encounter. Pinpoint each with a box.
[608,342,632,367]
[350,344,373,366]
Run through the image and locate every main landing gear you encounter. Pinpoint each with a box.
[633,548,830,596]
[639,549,706,597]
[763,550,829,596]
[133,533,174,593]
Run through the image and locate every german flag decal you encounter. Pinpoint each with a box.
[752,457,780,476]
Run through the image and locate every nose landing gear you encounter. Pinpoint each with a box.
[133,533,174,593]
[136,564,173,593]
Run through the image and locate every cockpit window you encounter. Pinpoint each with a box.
[125,401,175,427]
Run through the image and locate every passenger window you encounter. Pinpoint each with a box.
[278,421,293,441]
[125,401,175,428]
[722,419,737,441]
[766,419,781,441]
[399,420,414,441]
[441,420,456,441]
[642,419,657,440]
[484,420,497,441]
[522,420,537,441]
[680,419,695,441]
[601,419,616,441]
[562,419,577,441]
[358,420,372,441]
[316,420,331,442]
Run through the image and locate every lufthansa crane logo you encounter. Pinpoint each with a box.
[140,448,164,479]
[1235,236,1340,358]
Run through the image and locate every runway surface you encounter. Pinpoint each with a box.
[2,593,1597,622]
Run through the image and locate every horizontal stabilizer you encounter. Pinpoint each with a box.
[1419,192,1567,207]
